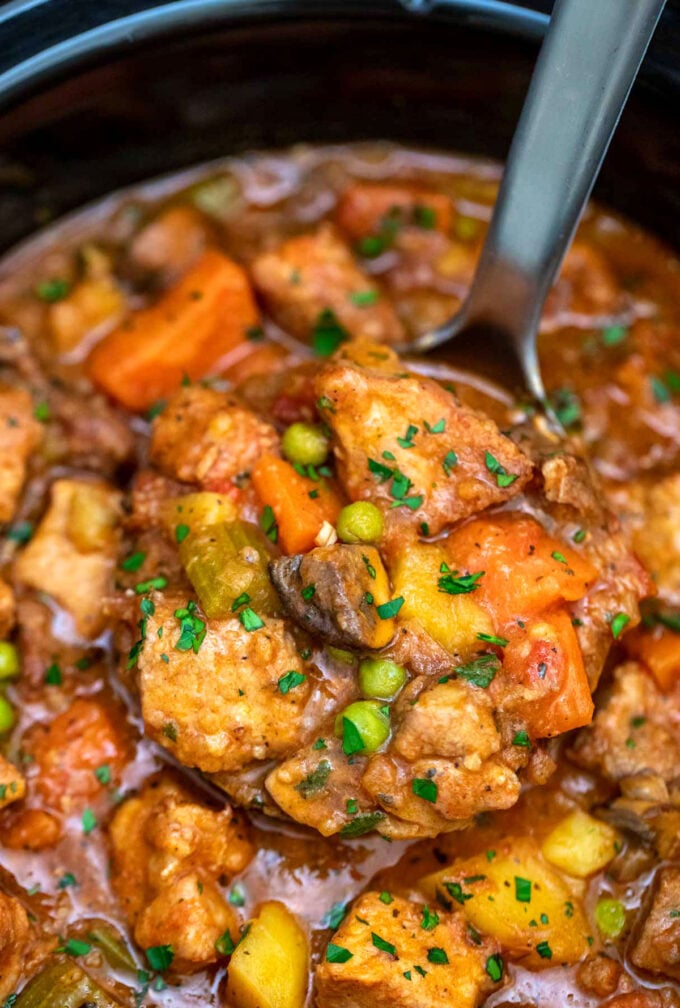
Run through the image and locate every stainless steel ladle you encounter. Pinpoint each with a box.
[411,0,667,406]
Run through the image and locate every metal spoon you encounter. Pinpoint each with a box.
[411,0,667,405]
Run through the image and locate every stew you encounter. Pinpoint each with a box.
[0,143,678,1008]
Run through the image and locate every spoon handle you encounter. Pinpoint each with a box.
[451,0,666,401]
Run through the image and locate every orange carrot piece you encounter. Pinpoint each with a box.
[87,248,259,411]
[626,625,680,693]
[447,514,598,623]
[251,454,343,555]
[335,183,453,239]
[503,609,594,737]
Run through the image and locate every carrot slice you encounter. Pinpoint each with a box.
[447,514,598,623]
[335,183,453,239]
[87,248,259,411]
[626,625,680,693]
[503,609,594,737]
[251,455,343,555]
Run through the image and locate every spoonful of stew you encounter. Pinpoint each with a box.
[411,0,667,404]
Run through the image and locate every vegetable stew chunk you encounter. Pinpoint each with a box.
[0,892,44,999]
[315,891,502,1008]
[0,386,41,523]
[570,662,680,784]
[251,224,405,345]
[150,385,279,489]
[138,596,311,773]
[0,753,25,810]
[630,867,680,981]
[314,346,532,539]
[109,774,253,971]
[13,478,121,638]
[88,248,260,411]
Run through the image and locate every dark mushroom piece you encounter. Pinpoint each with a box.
[269,544,396,651]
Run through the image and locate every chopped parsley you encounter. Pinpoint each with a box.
[550,387,582,429]
[341,716,365,756]
[326,943,353,963]
[535,940,553,960]
[512,730,531,748]
[484,451,518,488]
[350,290,378,306]
[427,947,448,964]
[477,632,508,647]
[485,953,504,982]
[44,662,62,686]
[301,584,316,600]
[515,877,532,903]
[146,945,174,972]
[312,738,327,750]
[376,597,404,620]
[322,902,347,929]
[424,418,446,434]
[371,933,397,957]
[317,395,336,413]
[134,576,167,594]
[81,809,97,834]
[162,722,178,742]
[6,521,33,543]
[231,592,250,611]
[63,938,92,957]
[454,653,499,688]
[420,907,439,931]
[339,811,386,838]
[260,504,278,543]
[442,450,458,476]
[397,424,419,449]
[58,872,77,889]
[294,759,331,798]
[572,528,586,543]
[175,523,190,544]
[239,607,264,632]
[412,777,437,803]
[33,401,50,423]
[601,324,627,347]
[379,891,393,905]
[610,611,630,638]
[215,930,236,956]
[94,764,111,786]
[438,570,484,594]
[312,308,349,357]
[174,601,206,653]
[121,551,146,572]
[36,278,70,303]
[278,670,307,695]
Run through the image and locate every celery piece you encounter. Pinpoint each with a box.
[14,959,122,1008]
[179,520,278,619]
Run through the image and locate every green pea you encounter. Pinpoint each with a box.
[0,642,19,681]
[359,657,407,699]
[0,695,15,735]
[336,501,384,544]
[595,898,626,939]
[334,700,390,753]
[281,422,329,467]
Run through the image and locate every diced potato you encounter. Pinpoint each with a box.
[392,541,495,657]
[541,810,620,878]
[0,754,25,810]
[48,276,125,353]
[67,482,122,552]
[227,901,308,1008]
[160,491,238,540]
[419,838,589,968]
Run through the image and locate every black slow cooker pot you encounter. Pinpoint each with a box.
[0,0,678,256]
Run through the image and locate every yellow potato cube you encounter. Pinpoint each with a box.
[419,838,589,968]
[227,901,309,1008]
[392,541,494,656]
[541,809,620,878]
[160,492,238,540]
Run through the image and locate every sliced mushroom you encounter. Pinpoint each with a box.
[269,544,396,650]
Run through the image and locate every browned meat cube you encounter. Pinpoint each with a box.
[315,347,531,539]
[251,224,405,344]
[150,385,279,488]
[630,867,680,981]
[570,662,680,784]
[109,773,253,971]
[0,386,41,523]
[138,596,311,773]
[315,891,502,1008]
